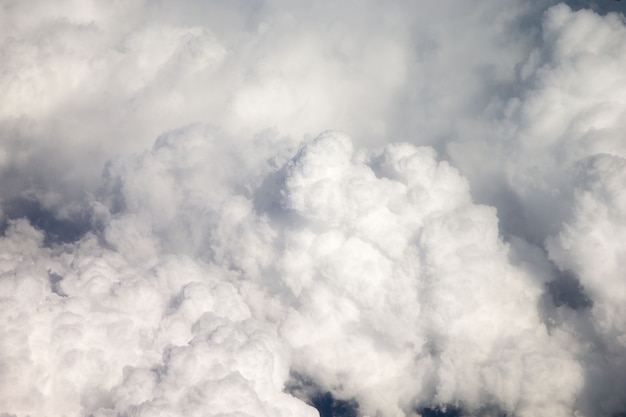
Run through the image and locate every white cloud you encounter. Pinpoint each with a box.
[271,133,582,417]
[2,1,626,417]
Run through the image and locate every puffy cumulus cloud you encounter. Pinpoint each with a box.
[0,217,317,417]
[97,127,584,416]
[262,133,582,417]
[0,0,553,213]
[0,122,585,417]
[0,0,409,209]
[515,4,626,172]
[448,3,626,243]
[547,154,626,417]
[3,1,626,417]
[96,124,296,266]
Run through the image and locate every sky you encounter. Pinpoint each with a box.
[1,1,626,416]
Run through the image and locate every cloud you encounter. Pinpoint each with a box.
[269,133,582,416]
[2,1,626,417]
[0,217,318,417]
[447,3,626,243]
[546,154,626,417]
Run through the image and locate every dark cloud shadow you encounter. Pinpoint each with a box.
[1,198,93,246]
[418,406,463,417]
[285,372,359,417]
[47,270,68,297]
[417,404,508,417]
[565,0,626,15]
[547,269,593,310]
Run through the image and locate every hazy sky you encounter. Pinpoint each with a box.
[1,1,626,417]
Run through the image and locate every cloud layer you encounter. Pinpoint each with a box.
[2,1,626,417]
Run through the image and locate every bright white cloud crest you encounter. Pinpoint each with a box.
[1,1,626,417]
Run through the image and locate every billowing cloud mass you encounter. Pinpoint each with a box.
[1,1,626,417]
